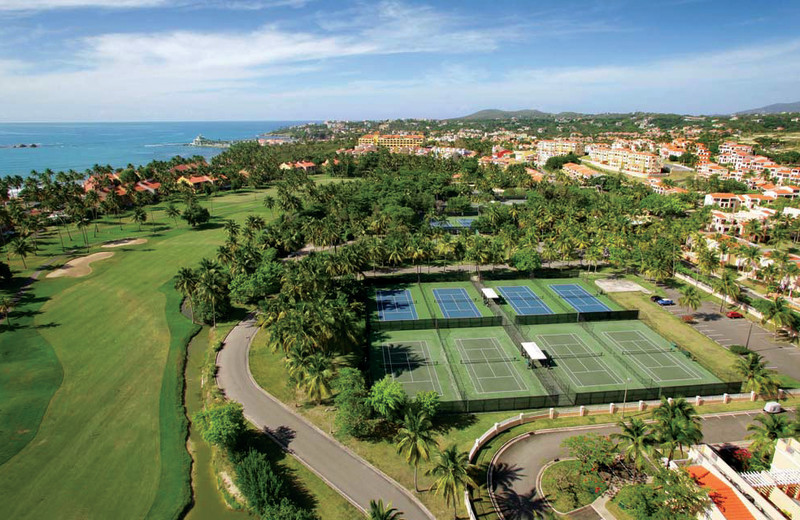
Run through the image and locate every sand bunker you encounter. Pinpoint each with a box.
[101,238,148,248]
[47,252,115,279]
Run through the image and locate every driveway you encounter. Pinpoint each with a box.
[657,286,800,381]
[216,316,434,520]
[490,410,767,520]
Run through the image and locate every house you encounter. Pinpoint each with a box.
[279,161,317,173]
[649,178,688,195]
[563,162,603,181]
[177,175,215,189]
[719,141,754,156]
[134,180,162,194]
[703,193,741,209]
[697,162,730,179]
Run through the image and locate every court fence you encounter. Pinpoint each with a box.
[439,394,560,414]
[569,381,742,406]
[514,309,638,326]
[372,315,502,332]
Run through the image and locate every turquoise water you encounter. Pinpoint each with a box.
[0,121,308,176]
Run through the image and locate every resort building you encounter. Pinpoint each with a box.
[279,161,318,173]
[562,162,603,181]
[703,193,741,209]
[648,178,688,195]
[588,146,663,175]
[684,439,800,520]
[357,134,425,150]
[697,162,731,179]
[719,141,754,156]
[535,139,583,166]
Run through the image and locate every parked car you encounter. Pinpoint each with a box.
[726,311,744,319]
[650,295,663,302]
[764,402,783,414]
[656,299,674,306]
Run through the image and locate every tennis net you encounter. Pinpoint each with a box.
[383,358,438,367]
[618,347,672,356]
[549,351,604,360]
[459,356,519,365]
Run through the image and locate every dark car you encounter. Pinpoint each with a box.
[726,311,744,319]
[650,295,663,302]
[656,299,675,306]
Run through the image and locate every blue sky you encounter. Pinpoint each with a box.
[0,0,799,121]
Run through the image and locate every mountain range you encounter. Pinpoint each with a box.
[735,101,800,115]
[455,103,800,120]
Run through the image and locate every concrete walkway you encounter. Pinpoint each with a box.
[215,315,435,520]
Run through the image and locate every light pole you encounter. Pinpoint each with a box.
[745,321,754,350]
[622,377,631,419]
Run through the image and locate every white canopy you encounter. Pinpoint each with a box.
[521,342,547,361]
[481,288,500,300]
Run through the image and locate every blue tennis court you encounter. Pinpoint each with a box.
[550,284,611,313]
[433,288,482,318]
[498,286,554,315]
[457,218,476,228]
[377,289,418,321]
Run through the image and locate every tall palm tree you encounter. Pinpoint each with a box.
[611,418,655,470]
[289,352,335,404]
[174,267,198,323]
[396,411,436,492]
[761,297,795,340]
[711,270,740,312]
[368,500,404,520]
[132,206,147,231]
[426,444,477,519]
[678,285,702,317]
[196,260,226,328]
[0,297,13,326]
[9,236,35,269]
[223,219,240,241]
[747,414,792,459]
[165,203,181,227]
[735,352,780,398]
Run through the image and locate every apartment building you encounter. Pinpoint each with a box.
[588,145,663,175]
[357,133,425,150]
[703,193,741,209]
[535,139,582,166]
[685,440,800,520]
[562,162,603,181]
[697,162,731,179]
[648,178,688,195]
[719,141,754,156]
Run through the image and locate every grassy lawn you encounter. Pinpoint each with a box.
[609,291,741,382]
[606,494,635,520]
[540,459,604,512]
[0,188,284,519]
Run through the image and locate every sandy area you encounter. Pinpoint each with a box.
[101,238,148,248]
[595,278,650,294]
[46,252,115,279]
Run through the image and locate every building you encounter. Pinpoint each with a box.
[648,178,688,195]
[588,145,663,175]
[357,134,425,150]
[703,193,741,209]
[685,439,800,519]
[563,162,603,181]
[535,139,582,166]
[719,141,754,156]
[279,161,318,173]
[697,162,731,179]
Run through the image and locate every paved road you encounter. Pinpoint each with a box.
[490,410,768,520]
[658,285,800,381]
[216,316,435,520]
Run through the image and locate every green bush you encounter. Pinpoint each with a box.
[729,344,753,356]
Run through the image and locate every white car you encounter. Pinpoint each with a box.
[763,401,782,414]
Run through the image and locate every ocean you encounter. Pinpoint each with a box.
[0,121,310,177]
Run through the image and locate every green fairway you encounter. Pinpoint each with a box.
[0,188,279,519]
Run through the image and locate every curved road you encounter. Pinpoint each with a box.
[489,410,767,519]
[216,315,435,520]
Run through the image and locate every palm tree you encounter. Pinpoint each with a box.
[289,352,335,404]
[747,414,792,459]
[396,411,436,492]
[0,297,13,326]
[368,499,404,520]
[223,219,240,241]
[735,352,780,398]
[678,285,702,318]
[196,260,226,328]
[9,236,35,269]
[165,203,181,226]
[132,206,147,231]
[263,194,276,216]
[761,297,795,340]
[426,444,477,519]
[174,267,198,323]
[611,418,655,470]
[711,270,740,312]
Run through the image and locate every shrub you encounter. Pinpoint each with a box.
[729,344,753,356]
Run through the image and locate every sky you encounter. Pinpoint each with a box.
[0,0,799,121]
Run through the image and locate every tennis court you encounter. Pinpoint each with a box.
[601,329,706,384]
[433,288,482,318]
[536,332,624,388]
[454,337,526,394]
[550,284,611,313]
[498,285,554,315]
[380,340,444,396]
[376,289,418,321]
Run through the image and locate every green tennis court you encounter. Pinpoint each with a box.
[536,332,625,388]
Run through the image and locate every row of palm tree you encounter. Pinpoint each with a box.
[174,259,230,327]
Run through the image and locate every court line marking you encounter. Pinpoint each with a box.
[601,330,705,383]
[454,337,526,395]
[538,333,624,388]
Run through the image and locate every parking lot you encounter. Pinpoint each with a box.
[660,286,800,381]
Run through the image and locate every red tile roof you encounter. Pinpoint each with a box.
[687,466,754,520]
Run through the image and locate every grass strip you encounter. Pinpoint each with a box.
[145,281,202,520]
